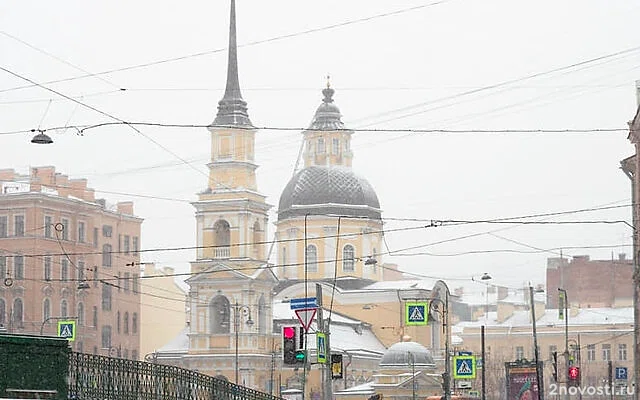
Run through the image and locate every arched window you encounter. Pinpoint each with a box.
[43,298,51,321]
[102,244,112,267]
[116,311,121,333]
[213,220,231,258]
[92,306,98,327]
[61,259,69,281]
[258,295,267,334]
[132,312,138,334]
[209,295,230,334]
[0,298,5,326]
[124,312,129,334]
[77,303,84,326]
[342,245,355,272]
[61,299,68,317]
[44,256,52,281]
[306,245,318,273]
[12,298,23,325]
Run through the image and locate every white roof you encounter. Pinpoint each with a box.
[363,279,439,291]
[456,307,634,329]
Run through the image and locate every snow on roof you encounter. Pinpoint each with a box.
[273,301,362,324]
[334,381,374,395]
[363,279,438,291]
[157,327,189,352]
[456,307,634,329]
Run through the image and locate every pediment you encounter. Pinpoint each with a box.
[186,262,251,283]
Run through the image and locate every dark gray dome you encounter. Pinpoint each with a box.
[278,166,381,220]
[379,341,435,368]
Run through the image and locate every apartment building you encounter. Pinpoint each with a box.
[0,166,142,358]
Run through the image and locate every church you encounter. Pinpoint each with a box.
[154,2,451,399]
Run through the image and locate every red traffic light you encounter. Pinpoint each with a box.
[568,366,580,380]
[283,326,295,339]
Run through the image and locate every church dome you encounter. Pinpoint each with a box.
[277,166,381,220]
[379,341,436,368]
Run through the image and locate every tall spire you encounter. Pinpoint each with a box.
[212,0,253,127]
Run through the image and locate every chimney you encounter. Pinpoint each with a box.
[117,201,134,215]
[496,301,515,323]
[96,199,106,208]
[618,253,627,261]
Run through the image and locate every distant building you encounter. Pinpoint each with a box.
[455,300,634,400]
[546,255,633,308]
[138,263,187,360]
[0,166,142,358]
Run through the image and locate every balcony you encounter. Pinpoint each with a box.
[214,247,230,259]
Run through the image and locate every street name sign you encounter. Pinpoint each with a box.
[290,297,318,310]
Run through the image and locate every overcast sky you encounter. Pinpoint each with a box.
[1,0,639,292]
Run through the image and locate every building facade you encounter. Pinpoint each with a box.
[0,166,142,358]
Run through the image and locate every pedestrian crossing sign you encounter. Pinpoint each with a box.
[405,302,428,326]
[453,355,476,379]
[58,320,76,341]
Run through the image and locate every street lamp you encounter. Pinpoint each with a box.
[431,280,451,400]
[529,285,544,400]
[233,302,254,385]
[471,273,493,321]
[30,130,53,144]
[472,273,492,400]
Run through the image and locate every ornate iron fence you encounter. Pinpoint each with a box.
[68,352,282,400]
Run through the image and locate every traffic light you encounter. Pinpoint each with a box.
[283,326,297,365]
[331,354,343,379]
[568,366,580,387]
[551,351,558,382]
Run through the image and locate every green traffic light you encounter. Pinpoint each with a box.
[295,351,306,361]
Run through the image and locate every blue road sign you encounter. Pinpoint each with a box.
[453,356,476,379]
[290,297,318,310]
[405,302,428,326]
[616,367,628,380]
[57,320,76,341]
[458,351,473,356]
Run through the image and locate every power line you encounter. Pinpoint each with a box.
[0,0,454,94]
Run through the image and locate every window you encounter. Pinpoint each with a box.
[332,138,340,154]
[61,299,68,318]
[317,138,325,153]
[61,218,69,240]
[133,274,139,294]
[61,258,69,281]
[132,312,138,334]
[124,272,130,292]
[14,215,24,237]
[214,220,230,246]
[43,298,51,321]
[342,245,355,272]
[117,311,121,333]
[44,256,52,281]
[102,225,112,237]
[306,245,318,273]
[44,216,53,238]
[258,295,266,334]
[102,244,112,267]
[102,282,112,311]
[78,222,85,243]
[93,227,98,248]
[0,256,5,280]
[117,273,122,292]
[371,248,378,273]
[101,325,112,349]
[0,298,4,326]
[77,303,84,326]
[619,344,628,361]
[210,295,230,334]
[13,298,23,325]
[281,247,287,267]
[14,256,24,280]
[587,345,596,361]
[516,346,524,360]
[132,236,139,255]
[92,306,98,327]
[124,235,130,254]
[93,266,98,288]
[0,216,7,237]
[132,350,138,361]
[118,234,121,253]
[77,260,85,281]
[603,344,611,361]
[124,312,129,334]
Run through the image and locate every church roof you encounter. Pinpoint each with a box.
[307,85,345,130]
[211,0,253,128]
[277,165,381,220]
[379,341,436,368]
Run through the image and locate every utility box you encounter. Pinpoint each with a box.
[0,334,70,400]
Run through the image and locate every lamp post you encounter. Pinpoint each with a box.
[232,302,253,385]
[530,285,544,400]
[408,351,416,400]
[558,288,569,400]
[431,280,451,400]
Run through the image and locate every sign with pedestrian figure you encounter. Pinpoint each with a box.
[405,302,428,326]
[453,355,476,379]
[57,320,76,341]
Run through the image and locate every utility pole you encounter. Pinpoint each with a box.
[481,325,486,400]
[530,286,543,400]
[317,284,332,400]
[558,288,569,400]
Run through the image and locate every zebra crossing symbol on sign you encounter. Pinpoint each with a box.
[405,302,428,326]
[57,320,76,342]
[453,356,476,379]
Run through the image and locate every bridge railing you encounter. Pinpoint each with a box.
[68,352,281,400]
